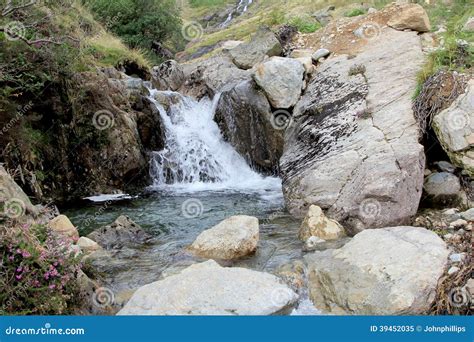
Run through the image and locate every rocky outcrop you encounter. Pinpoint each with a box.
[48,214,79,239]
[280,28,425,234]
[88,215,152,250]
[432,80,474,177]
[253,57,305,109]
[189,216,259,260]
[151,60,185,91]
[214,80,284,172]
[180,56,251,100]
[299,205,345,241]
[305,226,449,314]
[387,3,431,32]
[118,260,298,315]
[228,27,283,70]
[0,165,39,218]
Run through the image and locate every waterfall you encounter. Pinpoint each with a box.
[220,0,253,28]
[146,86,281,193]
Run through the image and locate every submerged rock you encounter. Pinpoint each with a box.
[228,27,282,70]
[253,57,305,109]
[88,215,152,250]
[280,28,425,234]
[118,260,298,315]
[299,205,345,241]
[305,226,449,314]
[432,80,474,177]
[189,215,259,260]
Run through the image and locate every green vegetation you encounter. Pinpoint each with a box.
[288,16,321,34]
[0,223,83,314]
[82,0,182,63]
[344,8,367,17]
[189,0,231,7]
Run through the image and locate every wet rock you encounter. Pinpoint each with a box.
[253,57,304,109]
[299,205,345,241]
[189,215,259,260]
[228,27,283,70]
[118,260,298,315]
[432,80,474,177]
[88,215,152,250]
[48,215,79,240]
[387,4,431,32]
[304,236,325,250]
[281,29,425,233]
[214,79,284,172]
[274,260,306,292]
[305,226,449,314]
[151,60,185,91]
[423,172,462,207]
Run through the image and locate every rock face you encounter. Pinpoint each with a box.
[88,215,152,249]
[299,205,345,241]
[151,60,185,91]
[118,260,298,315]
[253,57,305,109]
[214,80,284,172]
[432,80,474,177]
[305,226,449,314]
[48,215,79,239]
[423,172,462,207]
[228,27,282,70]
[0,165,39,218]
[189,215,259,260]
[280,28,425,234]
[387,3,431,32]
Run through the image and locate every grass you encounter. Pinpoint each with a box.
[344,8,367,17]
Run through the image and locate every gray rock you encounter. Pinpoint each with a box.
[280,29,425,234]
[423,172,462,207]
[228,27,282,70]
[311,48,330,63]
[189,215,259,260]
[460,208,474,221]
[305,226,449,314]
[118,260,298,315]
[151,60,185,91]
[88,215,152,250]
[214,79,284,172]
[463,17,474,32]
[434,161,456,173]
[449,253,465,263]
[253,57,304,109]
[312,6,335,26]
[0,165,39,218]
[432,80,474,177]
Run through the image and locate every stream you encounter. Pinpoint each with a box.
[64,80,322,315]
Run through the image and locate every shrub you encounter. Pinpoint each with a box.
[344,8,367,17]
[287,16,321,34]
[0,223,83,315]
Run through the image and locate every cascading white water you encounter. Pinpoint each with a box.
[147,86,281,194]
[220,0,253,28]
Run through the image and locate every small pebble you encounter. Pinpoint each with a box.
[448,266,460,275]
[449,253,465,263]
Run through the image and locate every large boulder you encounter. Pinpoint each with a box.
[87,215,152,249]
[189,215,259,260]
[118,260,298,315]
[151,60,185,91]
[280,28,425,234]
[48,215,79,239]
[387,3,431,32]
[305,226,449,314]
[299,205,345,241]
[432,80,474,177]
[0,165,39,218]
[253,57,305,109]
[214,80,284,172]
[423,172,463,207]
[228,27,283,70]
